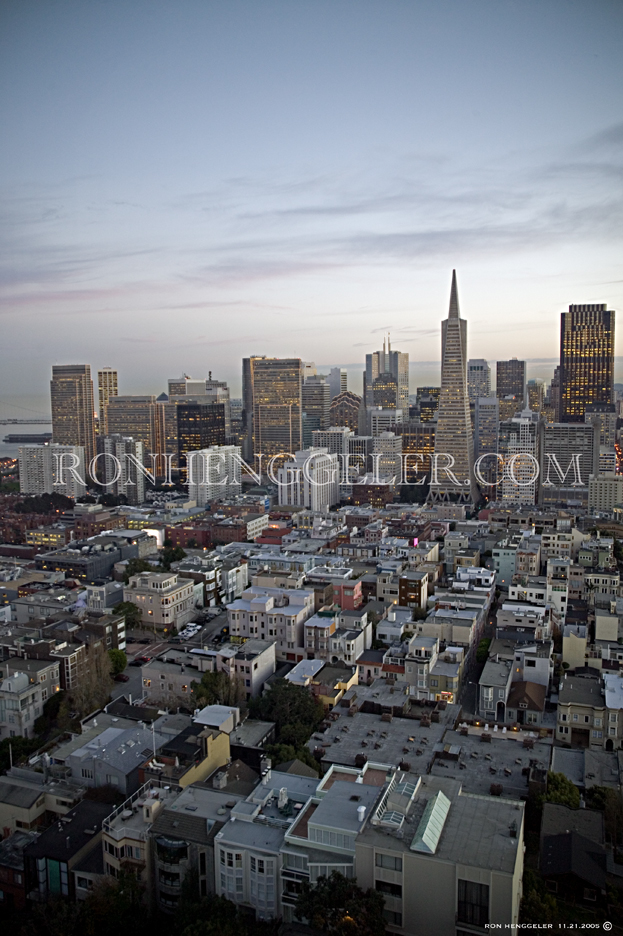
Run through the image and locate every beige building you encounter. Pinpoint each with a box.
[354,773,524,934]
[588,473,623,511]
[124,571,195,631]
[562,624,587,672]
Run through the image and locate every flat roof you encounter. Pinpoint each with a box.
[356,774,524,874]
[558,674,604,707]
[429,729,551,800]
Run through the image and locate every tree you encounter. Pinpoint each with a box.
[160,544,187,569]
[476,638,491,664]
[70,641,114,717]
[113,600,143,630]
[108,648,127,675]
[295,872,386,936]
[123,558,154,584]
[545,771,580,810]
[187,538,198,549]
[192,670,247,708]
[248,678,324,739]
[264,742,319,776]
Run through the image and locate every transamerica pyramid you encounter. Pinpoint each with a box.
[428,270,479,506]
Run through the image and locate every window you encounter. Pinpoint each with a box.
[81,768,94,780]
[592,730,602,739]
[560,713,567,722]
[375,854,402,872]
[573,714,579,722]
[583,888,596,902]
[457,880,489,928]
[482,687,493,702]
[383,910,402,926]
[375,880,402,897]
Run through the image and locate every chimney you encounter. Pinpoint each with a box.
[357,805,366,823]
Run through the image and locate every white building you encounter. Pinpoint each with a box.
[99,435,146,505]
[277,448,339,512]
[187,445,242,506]
[18,444,87,499]
[227,585,315,662]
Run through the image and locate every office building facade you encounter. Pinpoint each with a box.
[496,359,526,402]
[560,304,615,423]
[50,364,96,466]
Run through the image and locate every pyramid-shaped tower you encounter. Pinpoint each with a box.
[428,271,478,505]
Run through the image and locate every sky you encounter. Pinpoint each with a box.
[1,0,622,416]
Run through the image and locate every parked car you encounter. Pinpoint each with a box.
[133,655,151,664]
[115,673,130,682]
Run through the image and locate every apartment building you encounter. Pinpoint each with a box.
[557,671,622,751]
[0,660,60,740]
[227,585,315,662]
[124,571,196,631]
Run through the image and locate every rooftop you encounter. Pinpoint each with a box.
[428,728,551,800]
[25,800,112,861]
[558,673,605,707]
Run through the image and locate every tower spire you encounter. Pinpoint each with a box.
[448,269,460,320]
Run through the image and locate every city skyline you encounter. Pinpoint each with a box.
[1,1,623,412]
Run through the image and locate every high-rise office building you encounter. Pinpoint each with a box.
[302,375,330,446]
[467,360,491,404]
[474,397,499,486]
[364,336,408,410]
[328,367,347,400]
[429,271,477,505]
[496,359,526,401]
[540,423,599,506]
[549,366,561,423]
[560,304,615,423]
[177,402,226,476]
[97,367,118,435]
[527,379,545,414]
[329,391,365,433]
[416,386,440,422]
[242,357,303,460]
[372,373,399,409]
[107,396,159,455]
[397,421,435,483]
[50,364,96,466]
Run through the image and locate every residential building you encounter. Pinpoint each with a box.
[277,448,340,511]
[124,571,196,631]
[187,444,242,506]
[24,800,111,901]
[97,367,118,435]
[227,584,314,660]
[18,444,87,499]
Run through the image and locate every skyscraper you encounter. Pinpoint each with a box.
[107,396,159,455]
[329,391,365,433]
[429,271,477,505]
[328,367,347,400]
[97,367,118,435]
[560,304,615,423]
[50,364,96,466]
[243,357,303,460]
[177,402,226,477]
[498,411,539,506]
[474,397,499,486]
[364,336,409,410]
[496,359,526,401]
[467,359,491,404]
[301,375,330,446]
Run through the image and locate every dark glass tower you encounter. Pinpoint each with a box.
[560,304,615,423]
